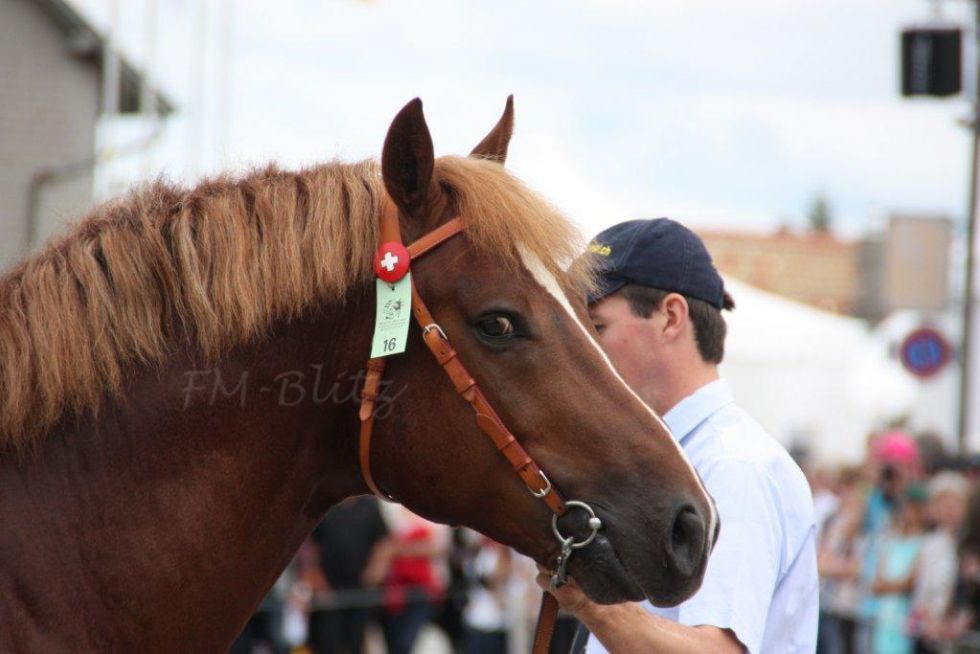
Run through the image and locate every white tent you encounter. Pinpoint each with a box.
[719,278,916,465]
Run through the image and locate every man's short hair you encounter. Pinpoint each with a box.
[618,284,735,364]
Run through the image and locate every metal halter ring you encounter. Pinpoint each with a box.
[422,323,448,340]
[551,500,603,550]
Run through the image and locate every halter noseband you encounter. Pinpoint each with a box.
[358,196,602,653]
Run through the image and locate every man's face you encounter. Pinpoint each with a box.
[588,294,664,392]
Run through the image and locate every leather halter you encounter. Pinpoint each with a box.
[359,198,565,514]
[358,196,599,654]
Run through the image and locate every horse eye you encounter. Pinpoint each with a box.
[477,315,515,339]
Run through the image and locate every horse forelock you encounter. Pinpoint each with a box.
[0,156,594,454]
[433,157,596,299]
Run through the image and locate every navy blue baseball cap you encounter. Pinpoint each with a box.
[587,218,726,308]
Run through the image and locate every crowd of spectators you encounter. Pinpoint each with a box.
[811,430,980,654]
[230,499,547,654]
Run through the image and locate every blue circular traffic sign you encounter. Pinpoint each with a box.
[899,328,952,378]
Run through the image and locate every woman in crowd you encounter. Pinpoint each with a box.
[913,478,980,647]
[870,484,928,654]
[462,535,513,654]
[910,472,970,653]
[362,505,449,654]
[818,467,865,654]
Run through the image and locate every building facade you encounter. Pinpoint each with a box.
[0,0,171,272]
[698,228,861,315]
[699,216,952,322]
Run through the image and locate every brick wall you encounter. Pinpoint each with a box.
[698,230,860,315]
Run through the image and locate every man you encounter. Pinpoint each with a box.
[540,219,818,653]
[308,496,389,654]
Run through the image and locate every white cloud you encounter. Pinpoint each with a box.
[71,0,975,235]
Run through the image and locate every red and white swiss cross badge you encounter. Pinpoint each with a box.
[374,242,410,283]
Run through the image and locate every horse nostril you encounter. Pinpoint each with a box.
[711,515,721,548]
[667,505,706,577]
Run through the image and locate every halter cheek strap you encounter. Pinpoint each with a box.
[357,196,601,654]
[358,202,562,512]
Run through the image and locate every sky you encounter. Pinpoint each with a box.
[73,0,977,241]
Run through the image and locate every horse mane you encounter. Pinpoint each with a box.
[0,156,593,452]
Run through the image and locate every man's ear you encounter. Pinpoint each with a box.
[382,98,436,216]
[470,95,514,164]
[660,293,690,340]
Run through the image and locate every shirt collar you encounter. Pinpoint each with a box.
[662,378,734,443]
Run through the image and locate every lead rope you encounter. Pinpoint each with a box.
[359,196,603,654]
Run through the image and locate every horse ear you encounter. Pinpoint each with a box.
[470,95,514,164]
[382,98,436,217]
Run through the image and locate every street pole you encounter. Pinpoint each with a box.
[958,0,980,453]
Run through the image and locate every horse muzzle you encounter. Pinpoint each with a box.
[556,498,714,607]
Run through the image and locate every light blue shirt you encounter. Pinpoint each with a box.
[586,379,819,654]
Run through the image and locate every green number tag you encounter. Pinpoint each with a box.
[370,273,412,358]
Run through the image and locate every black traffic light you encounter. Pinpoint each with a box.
[901,27,962,97]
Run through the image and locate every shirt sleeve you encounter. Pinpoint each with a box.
[674,458,782,654]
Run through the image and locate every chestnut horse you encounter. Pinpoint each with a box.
[0,98,716,652]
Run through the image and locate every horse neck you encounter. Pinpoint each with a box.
[0,289,374,651]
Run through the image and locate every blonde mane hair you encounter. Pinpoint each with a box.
[0,156,592,452]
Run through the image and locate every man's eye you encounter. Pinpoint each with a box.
[593,323,605,334]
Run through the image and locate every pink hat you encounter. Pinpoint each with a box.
[873,430,919,465]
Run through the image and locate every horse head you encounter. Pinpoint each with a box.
[363,98,717,607]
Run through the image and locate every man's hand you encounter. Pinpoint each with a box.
[534,565,592,613]
[533,565,746,654]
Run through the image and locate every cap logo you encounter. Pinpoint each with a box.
[588,242,611,256]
